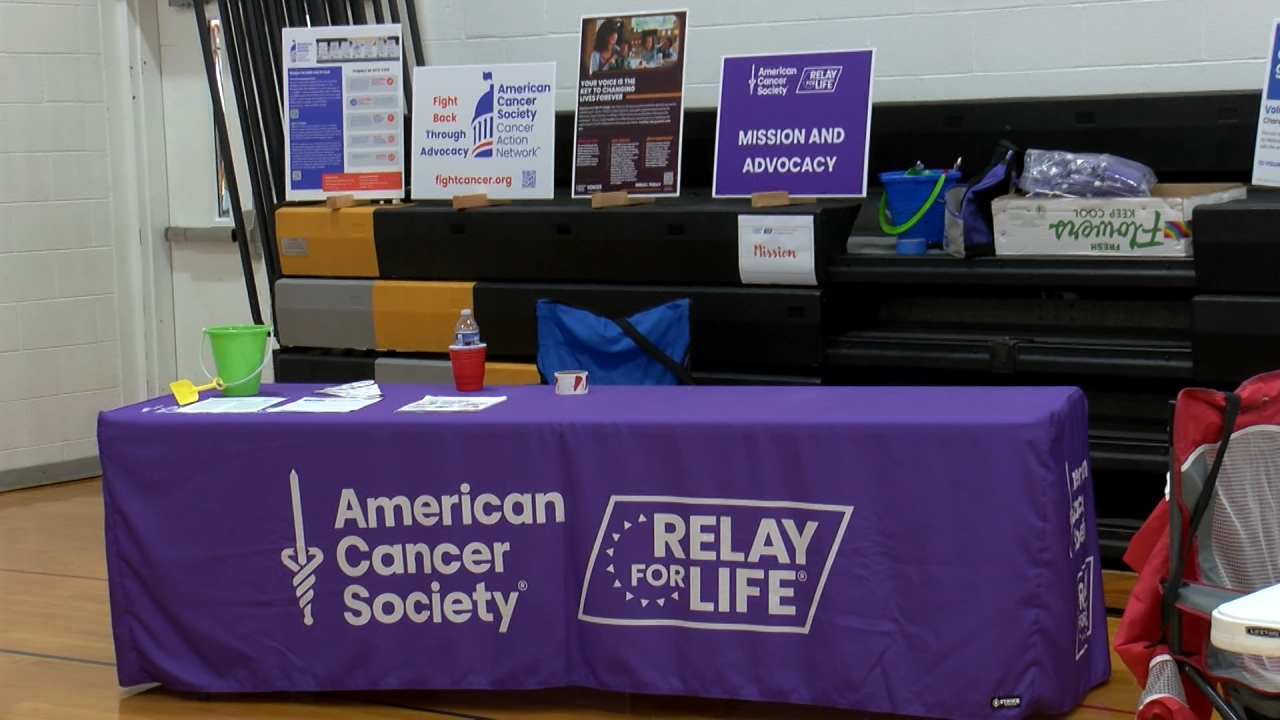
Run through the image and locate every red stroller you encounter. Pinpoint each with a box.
[1116,370,1280,719]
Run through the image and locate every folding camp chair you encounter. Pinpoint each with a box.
[1150,371,1280,719]
[534,299,695,386]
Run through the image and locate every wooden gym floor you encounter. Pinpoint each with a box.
[1,479,1140,719]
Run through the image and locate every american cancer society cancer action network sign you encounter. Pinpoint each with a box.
[713,49,874,198]
[411,62,556,199]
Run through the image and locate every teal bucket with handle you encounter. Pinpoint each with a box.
[878,169,961,252]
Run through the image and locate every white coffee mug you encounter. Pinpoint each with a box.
[554,370,589,395]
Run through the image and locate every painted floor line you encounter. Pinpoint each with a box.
[0,567,108,582]
[0,647,116,667]
[338,694,492,719]
[0,649,487,719]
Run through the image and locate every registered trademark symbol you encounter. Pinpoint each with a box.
[518,580,528,591]
[797,571,808,582]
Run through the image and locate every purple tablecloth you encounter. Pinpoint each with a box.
[99,384,1109,718]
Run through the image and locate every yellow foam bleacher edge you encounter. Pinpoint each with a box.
[486,362,542,385]
[274,205,380,278]
[372,281,476,353]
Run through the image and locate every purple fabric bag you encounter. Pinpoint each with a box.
[955,141,1023,258]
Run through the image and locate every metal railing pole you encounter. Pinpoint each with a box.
[192,0,264,325]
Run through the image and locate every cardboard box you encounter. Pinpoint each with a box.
[992,183,1246,257]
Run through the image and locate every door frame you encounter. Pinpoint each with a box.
[103,0,177,402]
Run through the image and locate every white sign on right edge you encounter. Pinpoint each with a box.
[1253,18,1280,187]
[737,214,816,286]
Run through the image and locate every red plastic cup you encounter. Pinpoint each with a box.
[449,343,486,392]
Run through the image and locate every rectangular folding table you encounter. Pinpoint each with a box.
[98,384,1109,719]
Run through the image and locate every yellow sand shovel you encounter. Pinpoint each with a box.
[168,324,273,405]
[169,377,226,406]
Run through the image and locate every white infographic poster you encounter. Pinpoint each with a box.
[281,24,405,201]
[411,62,557,199]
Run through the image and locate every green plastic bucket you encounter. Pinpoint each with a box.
[201,324,272,397]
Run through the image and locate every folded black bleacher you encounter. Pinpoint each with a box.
[1192,193,1280,383]
[373,198,858,285]
[822,236,1200,563]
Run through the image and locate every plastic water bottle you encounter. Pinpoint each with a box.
[454,309,480,347]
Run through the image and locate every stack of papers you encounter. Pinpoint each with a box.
[396,396,507,413]
[316,380,382,399]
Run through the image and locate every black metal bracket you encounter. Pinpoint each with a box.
[989,338,1019,373]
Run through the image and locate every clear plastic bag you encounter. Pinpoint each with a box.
[1018,148,1156,198]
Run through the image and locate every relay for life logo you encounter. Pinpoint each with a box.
[578,496,852,633]
[797,66,841,94]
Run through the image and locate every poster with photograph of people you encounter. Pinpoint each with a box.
[573,10,687,198]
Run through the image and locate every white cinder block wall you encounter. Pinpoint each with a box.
[420,0,1276,109]
[0,0,121,473]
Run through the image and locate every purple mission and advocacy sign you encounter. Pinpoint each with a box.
[713,50,874,198]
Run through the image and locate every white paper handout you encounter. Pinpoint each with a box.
[316,380,383,399]
[268,397,381,413]
[396,395,508,413]
[737,214,817,286]
[175,397,286,414]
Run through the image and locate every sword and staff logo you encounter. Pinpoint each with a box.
[281,470,324,625]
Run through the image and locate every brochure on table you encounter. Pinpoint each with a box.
[316,380,383,399]
[572,10,688,198]
[397,396,508,413]
[713,49,875,198]
[282,24,405,201]
[411,62,557,200]
[1253,19,1280,187]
